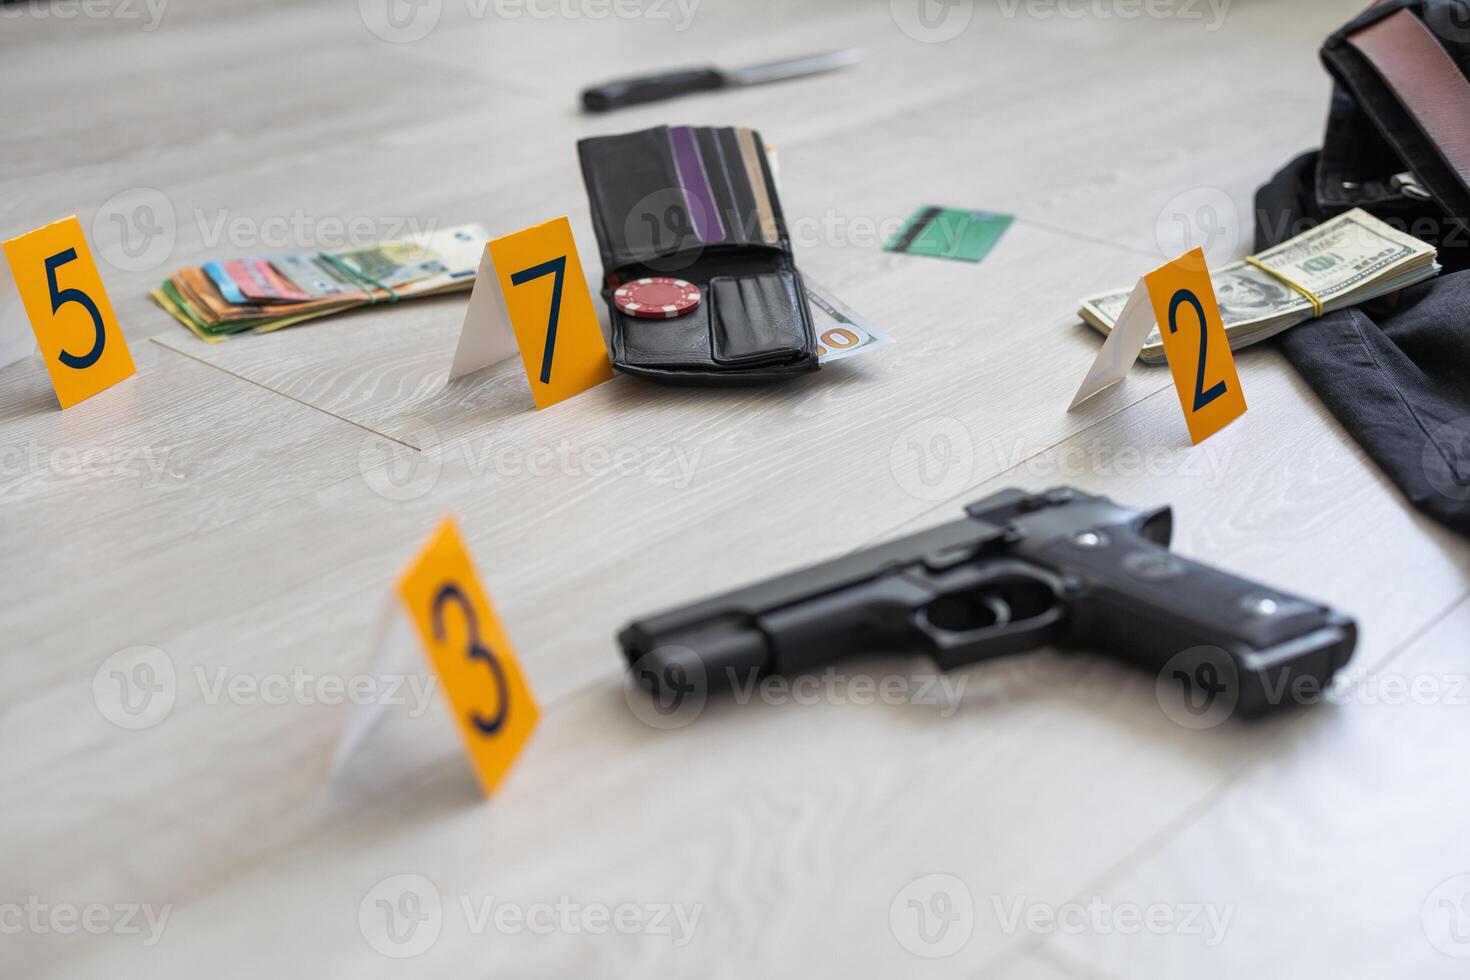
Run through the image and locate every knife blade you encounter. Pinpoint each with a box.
[581,48,861,112]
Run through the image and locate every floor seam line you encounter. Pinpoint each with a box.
[1013,215,1162,258]
[149,338,419,451]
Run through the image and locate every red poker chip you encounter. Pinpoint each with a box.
[614,277,701,319]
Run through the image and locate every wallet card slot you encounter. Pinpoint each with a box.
[717,127,762,244]
[614,303,714,368]
[734,127,780,245]
[708,273,805,366]
[693,127,746,246]
[578,126,701,272]
[670,126,726,244]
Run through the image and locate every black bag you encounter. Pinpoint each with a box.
[577,125,820,385]
[1256,0,1470,538]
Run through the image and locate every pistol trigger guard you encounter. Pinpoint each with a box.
[910,603,1067,672]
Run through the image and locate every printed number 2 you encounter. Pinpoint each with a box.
[1168,288,1227,413]
[432,582,509,736]
[44,249,105,370]
[510,255,566,385]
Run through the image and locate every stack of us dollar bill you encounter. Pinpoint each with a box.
[1079,209,1440,363]
[151,224,488,342]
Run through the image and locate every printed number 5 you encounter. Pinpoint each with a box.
[45,248,106,370]
[1168,288,1227,412]
[510,255,566,385]
[432,583,509,735]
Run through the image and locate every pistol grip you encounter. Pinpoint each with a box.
[1034,529,1355,715]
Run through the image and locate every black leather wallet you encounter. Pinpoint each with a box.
[577,125,820,385]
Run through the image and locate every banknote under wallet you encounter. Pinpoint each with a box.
[577,125,820,385]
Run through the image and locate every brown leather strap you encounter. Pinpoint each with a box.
[1348,8,1470,186]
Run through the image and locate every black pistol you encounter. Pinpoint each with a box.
[619,488,1356,718]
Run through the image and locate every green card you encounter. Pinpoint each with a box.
[885,206,1013,263]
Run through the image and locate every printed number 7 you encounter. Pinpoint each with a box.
[432,582,509,736]
[44,248,105,370]
[1168,288,1227,412]
[510,255,566,385]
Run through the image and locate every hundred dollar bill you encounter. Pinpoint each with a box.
[1079,209,1439,363]
[806,279,894,364]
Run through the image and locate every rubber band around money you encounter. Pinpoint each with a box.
[1242,254,1324,318]
[317,253,400,303]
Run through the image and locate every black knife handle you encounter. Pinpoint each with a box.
[581,68,726,112]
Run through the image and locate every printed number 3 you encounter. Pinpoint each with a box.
[1168,288,1227,412]
[432,583,509,736]
[45,249,106,370]
[510,255,566,385]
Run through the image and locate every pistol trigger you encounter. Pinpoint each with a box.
[979,595,1012,627]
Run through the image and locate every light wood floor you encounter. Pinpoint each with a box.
[5,1,1469,977]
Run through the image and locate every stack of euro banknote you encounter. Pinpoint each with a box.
[152,224,487,342]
